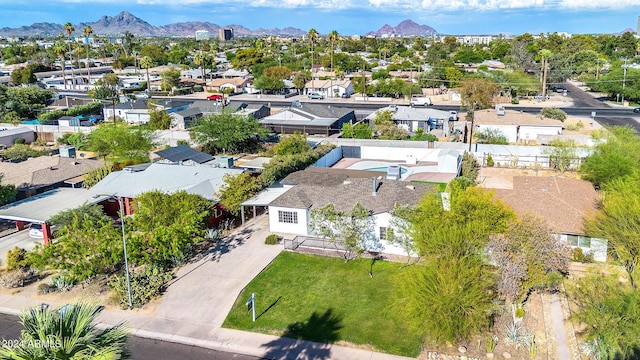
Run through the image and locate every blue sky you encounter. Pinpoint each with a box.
[1,0,639,35]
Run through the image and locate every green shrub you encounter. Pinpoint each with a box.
[486,153,495,167]
[515,307,525,318]
[37,283,55,295]
[176,139,189,146]
[2,144,48,161]
[265,234,280,245]
[511,98,519,104]
[109,265,173,309]
[541,107,567,121]
[13,138,25,145]
[51,272,75,291]
[572,247,585,262]
[6,246,28,271]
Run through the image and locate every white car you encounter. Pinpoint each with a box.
[28,223,44,238]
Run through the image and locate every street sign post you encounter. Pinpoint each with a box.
[246,293,256,322]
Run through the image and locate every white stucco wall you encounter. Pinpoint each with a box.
[519,125,562,143]
[268,206,309,235]
[475,124,518,143]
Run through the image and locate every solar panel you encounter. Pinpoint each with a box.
[155,145,214,164]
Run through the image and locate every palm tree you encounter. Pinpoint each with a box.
[328,30,339,72]
[83,25,94,87]
[140,55,153,94]
[63,22,76,89]
[52,42,68,89]
[307,28,319,69]
[193,52,206,80]
[0,302,129,359]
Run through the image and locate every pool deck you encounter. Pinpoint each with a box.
[330,158,456,183]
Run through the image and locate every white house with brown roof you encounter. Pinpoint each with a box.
[474,107,564,144]
[267,177,432,256]
[304,79,354,98]
[494,176,608,261]
[206,78,252,94]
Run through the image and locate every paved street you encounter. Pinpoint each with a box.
[0,229,42,265]
[0,313,262,360]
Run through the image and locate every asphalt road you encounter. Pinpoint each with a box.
[0,313,262,360]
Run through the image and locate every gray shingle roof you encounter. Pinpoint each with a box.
[269,177,433,214]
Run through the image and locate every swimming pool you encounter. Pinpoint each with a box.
[366,166,408,174]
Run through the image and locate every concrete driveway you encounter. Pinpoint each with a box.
[0,229,43,266]
[153,215,283,328]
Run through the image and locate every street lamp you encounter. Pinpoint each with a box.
[117,196,133,310]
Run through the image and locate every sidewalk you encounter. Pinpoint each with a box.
[0,216,414,360]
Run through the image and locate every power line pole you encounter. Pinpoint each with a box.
[622,58,628,105]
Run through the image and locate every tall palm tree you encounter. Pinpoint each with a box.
[328,30,339,72]
[307,28,319,69]
[63,22,76,89]
[193,52,206,80]
[52,42,68,89]
[0,302,129,359]
[140,55,153,94]
[83,25,93,86]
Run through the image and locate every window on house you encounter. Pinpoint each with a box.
[278,210,298,224]
[379,227,388,241]
[567,235,591,248]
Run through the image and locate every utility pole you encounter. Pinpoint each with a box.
[622,58,628,105]
[468,103,476,152]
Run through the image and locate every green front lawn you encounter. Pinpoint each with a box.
[223,251,422,357]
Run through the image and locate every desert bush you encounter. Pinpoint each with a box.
[13,138,25,144]
[572,247,585,262]
[486,153,495,167]
[109,265,173,309]
[51,272,75,291]
[37,283,55,295]
[265,234,280,245]
[6,246,28,270]
[515,307,525,318]
[541,107,567,121]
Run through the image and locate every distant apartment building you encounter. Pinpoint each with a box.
[195,30,209,41]
[219,28,233,41]
[455,35,495,45]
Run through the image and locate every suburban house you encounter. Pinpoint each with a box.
[221,69,251,79]
[365,105,453,134]
[493,176,607,261]
[207,77,252,94]
[0,127,35,147]
[103,99,190,125]
[0,156,104,199]
[170,107,204,129]
[304,79,354,98]
[267,177,433,256]
[90,162,244,226]
[473,107,565,144]
[190,100,270,120]
[260,103,355,136]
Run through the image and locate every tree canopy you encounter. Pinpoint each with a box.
[86,122,155,162]
[191,112,269,154]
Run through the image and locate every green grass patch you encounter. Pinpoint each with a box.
[410,180,447,192]
[222,251,422,357]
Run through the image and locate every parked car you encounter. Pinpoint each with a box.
[207,94,223,101]
[410,96,433,106]
[449,111,459,121]
[634,108,640,113]
[28,223,44,238]
[341,93,351,98]
[534,94,550,100]
[135,92,150,99]
[308,92,324,99]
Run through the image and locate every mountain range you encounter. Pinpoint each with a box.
[0,12,437,38]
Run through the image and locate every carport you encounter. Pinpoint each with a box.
[0,188,111,245]
[239,185,293,224]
